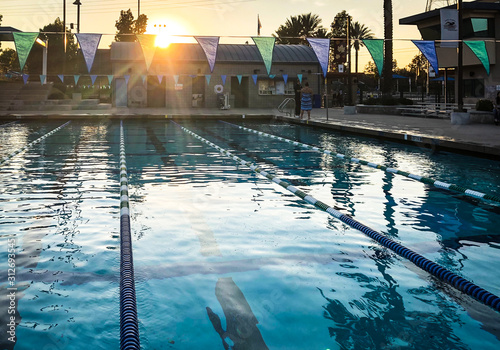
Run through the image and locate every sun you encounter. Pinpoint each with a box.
[146,20,193,48]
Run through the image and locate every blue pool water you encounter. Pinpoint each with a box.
[1,119,500,349]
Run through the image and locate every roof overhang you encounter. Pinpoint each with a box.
[0,26,22,41]
[400,1,500,26]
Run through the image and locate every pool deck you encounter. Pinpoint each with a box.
[1,106,499,158]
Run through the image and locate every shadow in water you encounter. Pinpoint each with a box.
[206,277,268,350]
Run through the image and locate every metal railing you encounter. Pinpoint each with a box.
[277,98,296,117]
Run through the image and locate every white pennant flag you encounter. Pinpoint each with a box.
[75,33,102,73]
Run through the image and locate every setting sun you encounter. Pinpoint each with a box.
[146,20,193,48]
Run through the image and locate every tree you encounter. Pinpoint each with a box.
[274,13,327,45]
[0,14,3,50]
[350,22,374,74]
[115,9,148,42]
[328,11,351,72]
[0,48,20,74]
[26,18,79,74]
[382,0,393,96]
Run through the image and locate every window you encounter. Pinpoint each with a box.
[463,18,495,38]
[463,78,484,98]
[258,79,295,95]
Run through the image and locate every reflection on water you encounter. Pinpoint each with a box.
[1,119,499,349]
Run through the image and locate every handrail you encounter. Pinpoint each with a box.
[278,98,295,116]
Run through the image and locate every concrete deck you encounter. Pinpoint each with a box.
[1,106,499,158]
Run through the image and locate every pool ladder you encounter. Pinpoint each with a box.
[278,98,296,117]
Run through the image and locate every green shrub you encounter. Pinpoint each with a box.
[398,97,414,105]
[475,99,494,112]
[364,97,379,105]
[48,89,66,100]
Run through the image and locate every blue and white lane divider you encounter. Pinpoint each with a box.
[175,121,500,313]
[0,121,71,167]
[119,121,140,350]
[221,121,500,204]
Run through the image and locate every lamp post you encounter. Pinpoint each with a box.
[346,15,352,106]
[457,0,463,111]
[73,0,82,33]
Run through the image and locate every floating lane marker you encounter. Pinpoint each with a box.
[0,121,71,167]
[174,121,500,313]
[119,121,140,350]
[220,121,500,204]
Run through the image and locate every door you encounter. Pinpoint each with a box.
[115,78,128,107]
[147,75,166,107]
[231,76,249,108]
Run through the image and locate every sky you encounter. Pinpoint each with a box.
[1,0,432,70]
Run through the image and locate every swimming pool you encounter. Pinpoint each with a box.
[1,118,499,349]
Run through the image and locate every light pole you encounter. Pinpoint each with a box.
[73,0,82,33]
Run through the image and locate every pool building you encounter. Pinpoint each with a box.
[110,42,322,109]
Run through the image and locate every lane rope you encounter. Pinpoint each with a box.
[119,121,140,350]
[0,121,71,167]
[220,121,500,204]
[174,121,500,313]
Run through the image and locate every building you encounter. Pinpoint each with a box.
[109,42,322,108]
[400,0,500,103]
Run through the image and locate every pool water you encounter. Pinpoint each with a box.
[1,119,500,350]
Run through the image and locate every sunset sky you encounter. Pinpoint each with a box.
[1,0,432,69]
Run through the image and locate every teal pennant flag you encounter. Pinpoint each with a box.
[464,41,490,75]
[363,39,384,76]
[13,32,39,71]
[136,34,157,71]
[252,37,275,76]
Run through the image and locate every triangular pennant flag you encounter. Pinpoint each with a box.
[464,41,490,75]
[297,74,303,84]
[205,75,211,85]
[157,75,163,84]
[141,75,147,84]
[124,75,130,85]
[107,75,114,85]
[22,74,29,85]
[13,32,38,71]
[363,39,384,76]
[283,74,288,85]
[136,34,157,71]
[90,75,98,85]
[174,75,179,84]
[40,75,46,85]
[58,74,64,83]
[237,75,242,84]
[307,38,331,77]
[412,40,439,76]
[74,75,80,85]
[195,36,220,73]
[252,37,275,75]
[269,74,275,79]
[252,74,258,85]
[75,33,102,73]
[221,75,227,85]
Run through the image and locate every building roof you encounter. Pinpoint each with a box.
[400,1,500,25]
[0,26,22,41]
[110,42,319,64]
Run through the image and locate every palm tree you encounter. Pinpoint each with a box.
[274,13,327,45]
[350,22,374,74]
[383,0,393,96]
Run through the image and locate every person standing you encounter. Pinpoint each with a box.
[294,81,302,117]
[300,82,313,120]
